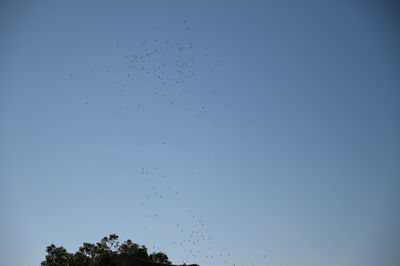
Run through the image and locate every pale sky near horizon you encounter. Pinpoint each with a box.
[1,1,399,266]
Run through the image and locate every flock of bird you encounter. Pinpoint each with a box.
[135,166,268,266]
[110,20,205,118]
[70,20,269,266]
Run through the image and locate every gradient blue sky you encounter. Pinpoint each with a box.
[1,1,399,266]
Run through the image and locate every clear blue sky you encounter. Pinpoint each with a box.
[1,1,399,266]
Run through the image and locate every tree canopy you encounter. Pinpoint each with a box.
[41,234,172,266]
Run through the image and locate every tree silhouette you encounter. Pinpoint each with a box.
[41,234,172,266]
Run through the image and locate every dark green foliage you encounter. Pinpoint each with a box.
[148,252,171,265]
[117,239,149,261]
[42,244,73,266]
[41,234,171,266]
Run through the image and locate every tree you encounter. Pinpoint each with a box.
[41,234,172,266]
[148,252,171,265]
[117,239,149,260]
[42,244,73,266]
